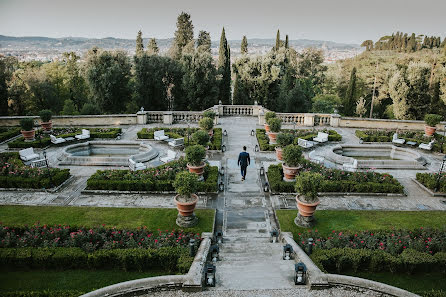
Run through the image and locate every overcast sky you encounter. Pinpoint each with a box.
[1,0,445,44]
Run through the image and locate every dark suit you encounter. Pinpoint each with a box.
[238,151,250,179]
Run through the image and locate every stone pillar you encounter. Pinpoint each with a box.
[136,111,147,125]
[163,111,173,125]
[252,102,260,116]
[258,109,265,125]
[217,104,224,117]
[303,113,315,127]
[330,114,341,127]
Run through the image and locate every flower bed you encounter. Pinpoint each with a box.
[86,158,218,193]
[355,129,446,152]
[0,127,21,143]
[7,127,122,149]
[267,161,403,194]
[416,172,446,193]
[0,153,70,189]
[256,129,342,151]
[138,127,222,150]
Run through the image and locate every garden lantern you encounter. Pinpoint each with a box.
[255,145,259,152]
[210,244,220,262]
[216,231,223,244]
[263,182,269,192]
[294,263,307,285]
[220,166,225,176]
[223,130,227,136]
[205,263,216,287]
[221,144,226,152]
[189,239,196,257]
[219,182,224,192]
[42,150,53,187]
[260,166,265,176]
[283,244,293,260]
[307,238,314,255]
[435,155,446,192]
[270,229,279,243]
[251,129,255,136]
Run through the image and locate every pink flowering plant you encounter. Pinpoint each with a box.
[0,223,201,253]
[296,228,446,256]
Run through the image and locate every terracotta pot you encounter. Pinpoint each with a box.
[282,163,300,181]
[296,196,320,217]
[275,147,283,161]
[425,125,436,136]
[264,123,270,133]
[40,121,52,132]
[174,194,198,217]
[267,132,278,144]
[21,129,35,141]
[187,162,205,176]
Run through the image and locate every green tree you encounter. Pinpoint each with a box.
[241,36,248,54]
[285,35,289,49]
[147,38,159,55]
[61,99,78,115]
[197,31,211,53]
[389,70,409,119]
[275,29,281,51]
[232,74,250,105]
[63,52,87,111]
[218,27,231,104]
[85,48,131,114]
[285,78,312,113]
[343,67,357,115]
[136,30,144,56]
[172,12,194,59]
[311,94,341,113]
[0,57,8,115]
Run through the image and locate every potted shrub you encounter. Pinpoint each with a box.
[185,144,206,177]
[173,171,200,227]
[191,130,210,147]
[282,144,302,181]
[267,118,281,144]
[20,118,35,141]
[199,117,214,137]
[424,114,443,136]
[203,110,218,125]
[264,111,276,132]
[275,133,294,161]
[39,109,53,132]
[295,172,324,227]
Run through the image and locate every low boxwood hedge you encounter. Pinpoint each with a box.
[1,290,84,297]
[0,246,193,273]
[416,172,446,193]
[0,128,21,143]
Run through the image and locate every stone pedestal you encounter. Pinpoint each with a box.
[163,111,173,125]
[294,213,316,228]
[136,111,147,124]
[303,114,315,127]
[176,213,198,228]
[330,114,341,127]
[217,104,224,117]
[258,111,265,125]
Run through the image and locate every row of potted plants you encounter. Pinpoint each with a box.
[19,110,53,141]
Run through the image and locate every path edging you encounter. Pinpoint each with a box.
[411,178,446,197]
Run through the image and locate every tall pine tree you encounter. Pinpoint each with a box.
[147,38,159,55]
[344,67,357,116]
[197,31,211,53]
[285,35,289,49]
[172,12,194,58]
[275,29,281,51]
[233,75,249,105]
[0,58,8,115]
[136,30,144,56]
[218,27,231,104]
[241,36,248,54]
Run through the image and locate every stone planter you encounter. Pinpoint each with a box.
[40,121,52,133]
[295,195,320,228]
[174,194,199,227]
[282,163,300,181]
[21,129,35,141]
[187,162,205,177]
[275,147,283,161]
[267,132,278,144]
[264,123,270,132]
[425,125,436,136]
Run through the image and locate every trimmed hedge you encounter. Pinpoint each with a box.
[1,291,84,297]
[0,247,193,273]
[267,164,403,194]
[416,172,446,193]
[311,248,446,275]
[0,127,21,143]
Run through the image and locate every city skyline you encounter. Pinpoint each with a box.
[1,0,445,44]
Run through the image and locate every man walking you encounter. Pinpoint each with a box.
[238,146,250,181]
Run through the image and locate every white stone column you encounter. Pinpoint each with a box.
[136,111,147,125]
[304,114,315,127]
[163,111,173,125]
[330,114,341,127]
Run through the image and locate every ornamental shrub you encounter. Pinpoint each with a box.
[276,133,294,147]
[173,171,199,198]
[185,145,206,166]
[268,118,282,132]
[265,111,276,122]
[20,118,34,131]
[202,110,216,119]
[424,114,443,127]
[295,172,323,202]
[38,110,52,122]
[191,130,210,146]
[199,117,214,131]
[81,103,100,115]
[282,144,302,167]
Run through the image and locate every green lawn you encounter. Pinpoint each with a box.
[0,205,215,234]
[277,210,446,236]
[0,268,168,295]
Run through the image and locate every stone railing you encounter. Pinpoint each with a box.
[145,111,164,123]
[223,105,254,116]
[314,114,332,126]
[79,232,213,297]
[173,111,204,123]
[276,113,306,125]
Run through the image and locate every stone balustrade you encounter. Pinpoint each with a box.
[276,113,306,125]
[223,105,254,116]
[173,111,204,123]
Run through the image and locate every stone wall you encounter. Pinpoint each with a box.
[0,114,136,127]
[340,117,446,132]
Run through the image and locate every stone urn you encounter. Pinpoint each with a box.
[187,162,206,177]
[295,195,320,228]
[174,194,199,227]
[424,126,436,137]
[275,147,283,161]
[264,123,271,133]
[267,132,278,144]
[40,121,52,132]
[21,129,35,141]
[282,163,300,181]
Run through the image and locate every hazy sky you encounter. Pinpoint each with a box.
[1,0,445,44]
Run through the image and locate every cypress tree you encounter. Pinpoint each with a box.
[136,30,144,56]
[147,38,159,55]
[0,58,7,115]
[197,30,211,53]
[241,36,248,54]
[233,75,249,105]
[218,27,231,104]
[285,35,289,49]
[275,29,281,51]
[344,67,357,116]
[172,12,194,58]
